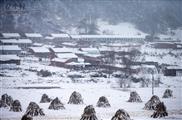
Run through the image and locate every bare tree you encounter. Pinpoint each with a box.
[119,48,141,88]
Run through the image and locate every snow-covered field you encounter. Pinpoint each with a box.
[0,44,182,120]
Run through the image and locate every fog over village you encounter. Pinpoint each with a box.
[0,0,182,120]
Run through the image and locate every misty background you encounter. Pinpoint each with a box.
[0,0,182,34]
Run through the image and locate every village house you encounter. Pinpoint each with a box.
[50,53,78,68]
[0,55,20,65]
[163,66,182,76]
[0,39,32,49]
[25,33,43,42]
[0,45,21,55]
[29,47,50,59]
[49,47,77,58]
[70,35,145,43]
[78,48,102,65]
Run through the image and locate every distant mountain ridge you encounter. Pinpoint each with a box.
[0,0,181,34]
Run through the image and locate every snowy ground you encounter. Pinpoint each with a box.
[0,83,182,120]
[0,46,182,120]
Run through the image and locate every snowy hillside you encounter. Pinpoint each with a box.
[97,19,147,36]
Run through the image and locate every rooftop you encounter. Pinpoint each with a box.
[56,53,78,59]
[2,33,20,38]
[51,47,77,53]
[71,34,146,39]
[0,55,20,61]
[29,47,50,53]
[25,33,43,38]
[51,33,70,38]
[1,39,32,44]
[51,58,69,63]
[0,45,21,51]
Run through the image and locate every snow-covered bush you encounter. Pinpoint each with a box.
[68,91,83,104]
[127,91,142,102]
[111,109,131,120]
[48,97,65,110]
[144,95,160,110]
[10,100,22,112]
[40,94,52,103]
[162,89,173,98]
[80,105,98,120]
[26,102,45,116]
[21,114,33,120]
[151,102,168,118]
[37,69,52,77]
[96,96,111,107]
[1,94,13,107]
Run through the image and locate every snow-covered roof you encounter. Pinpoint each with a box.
[32,43,43,47]
[66,62,90,66]
[2,33,20,38]
[51,33,70,38]
[45,36,54,40]
[25,33,43,38]
[0,45,21,51]
[51,58,68,63]
[166,66,182,70]
[158,34,171,39]
[81,48,100,53]
[51,47,76,53]
[84,54,101,58]
[56,53,78,59]
[61,42,77,46]
[71,35,145,39]
[99,46,114,52]
[1,39,32,44]
[29,47,50,53]
[0,55,20,61]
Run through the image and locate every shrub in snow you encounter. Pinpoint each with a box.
[80,105,98,120]
[26,102,45,116]
[1,94,13,107]
[37,69,52,77]
[68,91,84,104]
[127,91,142,102]
[40,94,52,103]
[111,109,131,120]
[48,97,65,110]
[21,114,33,120]
[96,96,111,107]
[10,100,22,112]
[162,89,173,98]
[151,102,168,118]
[144,95,160,110]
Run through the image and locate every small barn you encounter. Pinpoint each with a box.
[79,48,102,65]
[50,53,78,68]
[0,45,21,55]
[49,47,77,58]
[29,47,50,58]
[0,55,20,65]
[164,66,182,76]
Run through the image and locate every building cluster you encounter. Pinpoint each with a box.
[0,32,182,76]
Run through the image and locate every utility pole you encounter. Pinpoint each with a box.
[152,71,154,95]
